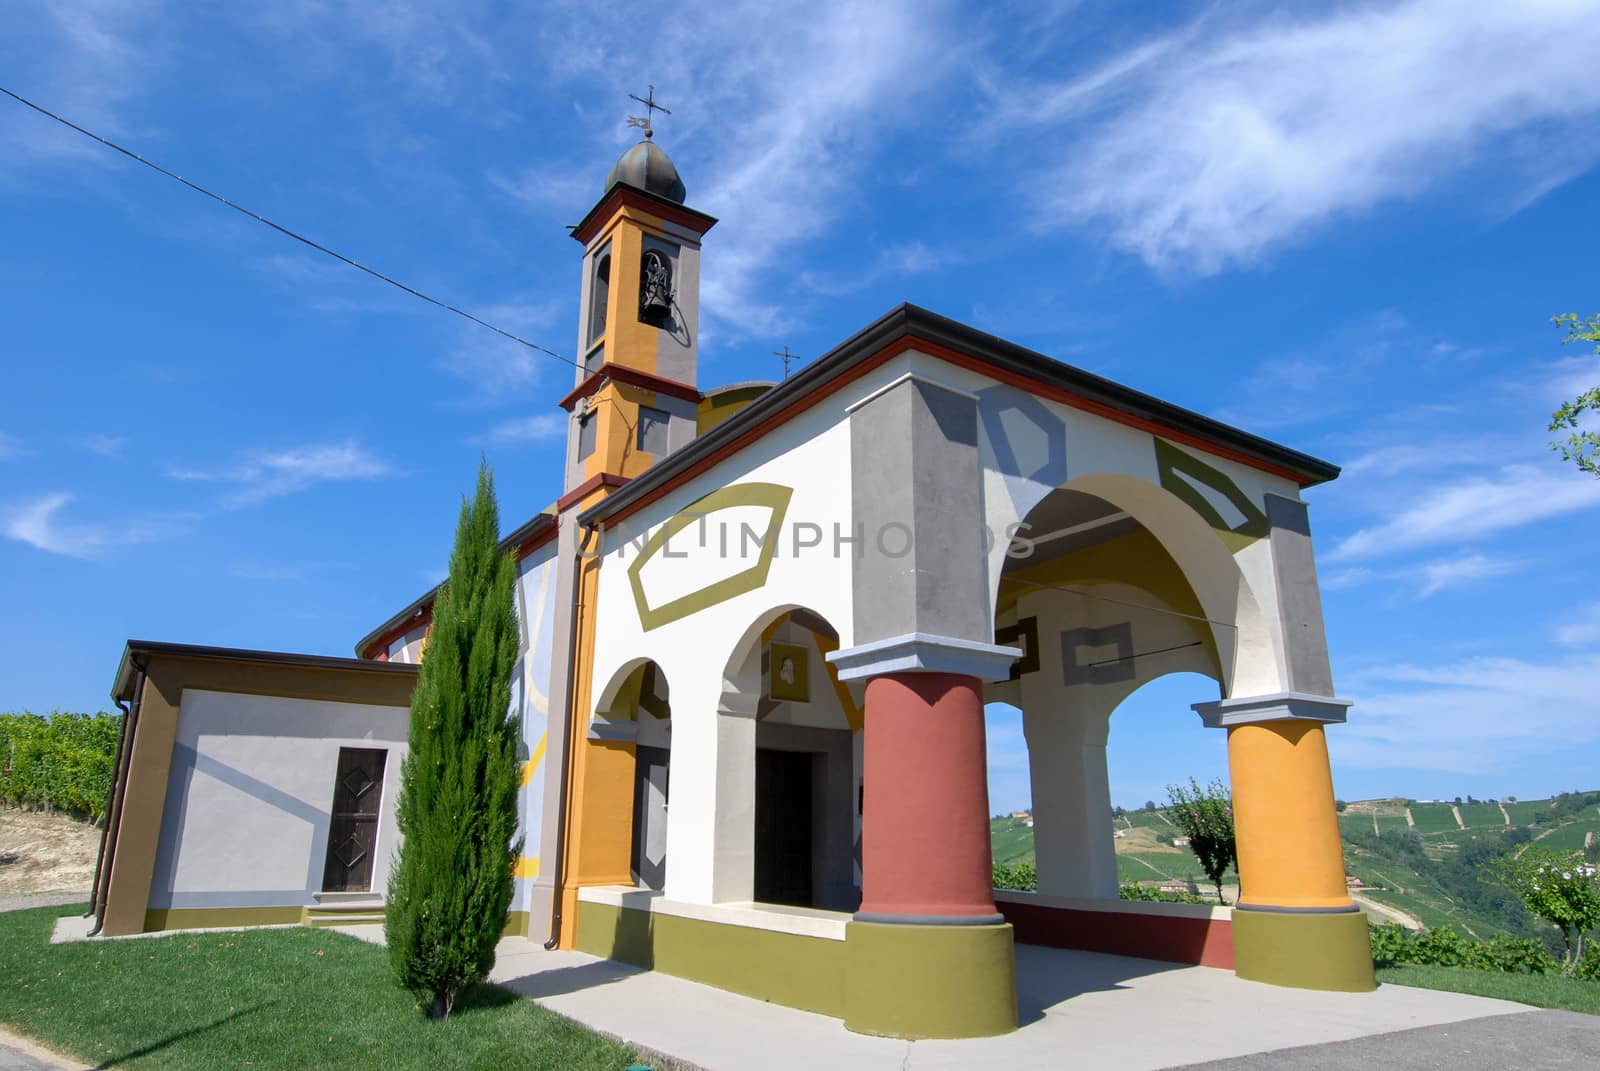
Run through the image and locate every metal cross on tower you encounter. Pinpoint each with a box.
[774,346,804,380]
[627,85,671,140]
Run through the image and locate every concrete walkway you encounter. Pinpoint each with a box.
[486,937,1537,1071]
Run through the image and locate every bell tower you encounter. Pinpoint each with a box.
[559,110,717,496]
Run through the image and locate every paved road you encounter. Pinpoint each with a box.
[1177,1010,1600,1070]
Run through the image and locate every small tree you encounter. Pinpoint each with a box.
[1496,848,1600,976]
[386,463,523,1019]
[1549,313,1600,477]
[1167,778,1236,905]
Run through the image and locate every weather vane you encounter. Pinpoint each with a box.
[627,85,671,140]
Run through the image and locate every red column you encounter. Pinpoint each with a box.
[858,672,999,920]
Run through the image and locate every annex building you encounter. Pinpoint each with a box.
[89,134,1373,1039]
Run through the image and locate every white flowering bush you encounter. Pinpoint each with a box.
[1496,848,1600,977]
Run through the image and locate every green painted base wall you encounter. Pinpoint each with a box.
[144,906,304,931]
[844,920,1018,1039]
[1232,908,1376,992]
[575,901,848,1017]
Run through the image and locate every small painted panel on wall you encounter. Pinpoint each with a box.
[995,616,1041,681]
[1061,623,1138,686]
[768,642,810,703]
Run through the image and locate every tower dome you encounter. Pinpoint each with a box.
[605,140,687,204]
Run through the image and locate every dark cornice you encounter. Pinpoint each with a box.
[581,304,1341,531]
[558,362,702,412]
[115,639,418,700]
[570,181,718,247]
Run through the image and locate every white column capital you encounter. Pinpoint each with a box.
[1192,692,1352,729]
[826,632,1021,683]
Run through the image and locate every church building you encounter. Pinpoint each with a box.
[89,129,1373,1039]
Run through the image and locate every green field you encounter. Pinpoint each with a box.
[990,815,1036,866]
[1375,815,1411,834]
[1505,799,1551,825]
[1458,803,1506,829]
[1338,814,1375,839]
[1410,804,1461,834]
[1535,819,1600,852]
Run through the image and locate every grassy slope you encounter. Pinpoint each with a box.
[990,816,1037,866]
[1458,803,1506,829]
[1378,965,1600,1016]
[1409,804,1461,834]
[0,905,635,1071]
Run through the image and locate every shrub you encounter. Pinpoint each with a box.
[0,711,122,822]
[1118,883,1206,905]
[1494,848,1600,976]
[1166,778,1236,905]
[992,862,1037,891]
[1370,922,1560,975]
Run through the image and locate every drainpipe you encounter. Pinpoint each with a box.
[89,657,145,936]
[544,520,597,950]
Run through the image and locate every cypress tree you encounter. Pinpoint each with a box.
[386,462,522,1019]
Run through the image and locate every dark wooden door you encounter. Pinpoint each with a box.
[755,748,813,907]
[321,747,387,893]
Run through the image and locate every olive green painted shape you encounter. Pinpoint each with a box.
[144,906,305,931]
[576,901,847,1017]
[1232,908,1376,992]
[1154,439,1269,552]
[627,482,793,632]
[843,920,1018,1039]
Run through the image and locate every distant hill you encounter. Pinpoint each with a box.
[992,790,1600,938]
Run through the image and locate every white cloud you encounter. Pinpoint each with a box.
[3,1,168,168]
[79,433,127,459]
[435,298,566,395]
[797,241,962,298]
[170,441,399,506]
[1330,463,1600,561]
[0,432,25,461]
[2,492,167,558]
[988,0,1600,274]
[476,412,566,447]
[1416,553,1522,598]
[1555,602,1600,647]
[494,0,954,340]
[1333,653,1600,772]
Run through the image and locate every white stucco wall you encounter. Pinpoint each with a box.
[148,689,409,910]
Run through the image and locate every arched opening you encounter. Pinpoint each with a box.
[721,605,861,912]
[1105,671,1231,900]
[593,658,671,891]
[987,484,1233,903]
[588,250,611,348]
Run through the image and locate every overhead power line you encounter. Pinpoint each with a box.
[0,85,581,372]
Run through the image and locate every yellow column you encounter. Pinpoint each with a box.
[1229,721,1349,910]
[1221,714,1374,992]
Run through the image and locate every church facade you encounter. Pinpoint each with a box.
[90,136,1373,1039]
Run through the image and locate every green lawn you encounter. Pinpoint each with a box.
[1409,804,1461,834]
[1378,964,1600,1016]
[0,905,637,1071]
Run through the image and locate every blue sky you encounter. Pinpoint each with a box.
[3,1,1598,813]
